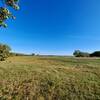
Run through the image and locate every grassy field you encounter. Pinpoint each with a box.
[0,56,100,100]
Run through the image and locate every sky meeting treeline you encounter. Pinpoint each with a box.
[0,0,100,55]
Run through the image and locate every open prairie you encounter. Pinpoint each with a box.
[0,56,100,100]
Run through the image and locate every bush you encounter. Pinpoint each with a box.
[0,44,11,61]
[0,55,5,61]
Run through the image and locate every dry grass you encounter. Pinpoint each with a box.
[0,56,100,100]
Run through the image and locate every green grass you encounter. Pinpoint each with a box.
[0,56,100,100]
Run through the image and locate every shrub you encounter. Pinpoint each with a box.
[0,44,11,61]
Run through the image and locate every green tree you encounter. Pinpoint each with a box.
[90,51,100,57]
[73,50,81,57]
[0,0,20,27]
[0,44,11,61]
[73,50,89,57]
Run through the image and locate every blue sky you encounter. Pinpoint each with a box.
[0,0,100,55]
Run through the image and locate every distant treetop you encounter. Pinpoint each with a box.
[73,50,90,57]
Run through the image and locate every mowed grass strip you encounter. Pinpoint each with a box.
[0,56,100,100]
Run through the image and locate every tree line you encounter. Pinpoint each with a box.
[0,44,100,61]
[73,50,100,57]
[0,44,36,61]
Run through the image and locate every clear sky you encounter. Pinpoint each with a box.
[0,0,100,55]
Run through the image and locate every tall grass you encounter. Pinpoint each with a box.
[0,56,100,100]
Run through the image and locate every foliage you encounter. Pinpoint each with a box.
[0,43,11,61]
[90,51,100,57]
[31,53,35,56]
[73,50,90,57]
[0,0,19,27]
